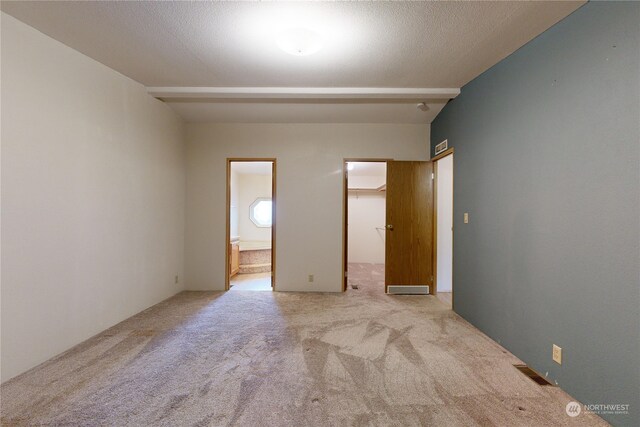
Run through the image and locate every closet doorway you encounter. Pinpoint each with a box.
[343,160,388,292]
[226,159,276,291]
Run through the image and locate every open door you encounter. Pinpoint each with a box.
[385,161,434,293]
[226,159,276,292]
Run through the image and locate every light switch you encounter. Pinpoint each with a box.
[464,213,469,224]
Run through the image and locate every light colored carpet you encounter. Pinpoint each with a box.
[1,264,607,426]
[436,292,452,307]
[230,272,272,292]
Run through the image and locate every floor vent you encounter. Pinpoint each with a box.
[514,364,553,386]
[387,285,429,295]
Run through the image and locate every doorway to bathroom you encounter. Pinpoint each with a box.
[343,160,388,292]
[226,159,276,291]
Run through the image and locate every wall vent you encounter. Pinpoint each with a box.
[387,285,429,295]
[435,139,448,155]
[514,364,553,386]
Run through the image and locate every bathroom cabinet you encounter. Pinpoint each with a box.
[229,240,240,277]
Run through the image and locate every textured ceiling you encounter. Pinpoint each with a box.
[1,1,584,123]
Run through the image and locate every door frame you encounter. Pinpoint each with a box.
[226,158,277,291]
[431,147,454,306]
[342,158,392,292]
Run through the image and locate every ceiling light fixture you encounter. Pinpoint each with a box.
[276,27,324,56]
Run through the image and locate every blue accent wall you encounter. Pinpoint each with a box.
[431,3,639,426]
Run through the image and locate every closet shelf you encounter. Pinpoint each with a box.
[348,185,386,193]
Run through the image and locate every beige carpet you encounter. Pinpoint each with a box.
[1,264,607,426]
[230,272,272,292]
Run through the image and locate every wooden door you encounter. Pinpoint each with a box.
[385,161,434,291]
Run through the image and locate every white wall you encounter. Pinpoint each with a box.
[1,13,186,381]
[185,123,430,292]
[230,169,239,238]
[436,154,453,292]
[347,193,386,264]
[347,169,387,264]
[237,174,272,242]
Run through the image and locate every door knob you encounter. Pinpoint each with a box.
[386,224,394,230]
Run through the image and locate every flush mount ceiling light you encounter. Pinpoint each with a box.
[276,27,324,56]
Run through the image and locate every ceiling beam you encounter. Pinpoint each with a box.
[146,87,460,101]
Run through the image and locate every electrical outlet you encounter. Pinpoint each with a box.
[552,344,562,364]
[175,275,179,284]
[464,212,469,224]
[308,274,314,283]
